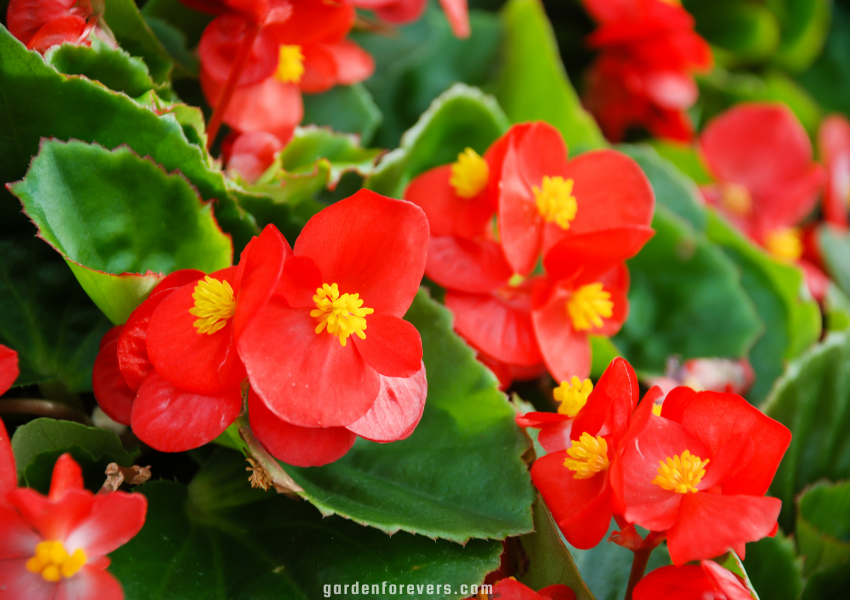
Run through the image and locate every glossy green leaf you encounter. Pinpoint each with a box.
[46,39,159,97]
[352,6,502,149]
[102,0,180,82]
[109,449,502,600]
[9,140,233,324]
[302,84,383,145]
[614,206,761,374]
[687,0,780,67]
[763,330,850,531]
[767,0,832,73]
[819,225,850,299]
[366,84,510,198]
[0,236,110,391]
[647,140,714,186]
[517,498,595,600]
[280,292,535,543]
[494,0,605,153]
[797,481,850,575]
[742,533,804,600]
[0,26,257,250]
[590,337,620,380]
[797,2,850,119]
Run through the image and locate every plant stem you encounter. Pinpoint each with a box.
[0,399,92,425]
[624,547,652,600]
[205,23,260,150]
[236,415,304,497]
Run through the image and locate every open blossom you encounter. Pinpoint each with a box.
[611,386,791,565]
[633,561,753,600]
[0,419,147,600]
[580,0,712,141]
[6,0,104,53]
[818,114,850,229]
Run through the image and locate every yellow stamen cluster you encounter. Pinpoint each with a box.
[449,148,489,198]
[534,176,577,229]
[554,376,593,417]
[311,283,374,346]
[276,44,305,83]
[764,228,803,262]
[26,541,86,582]
[719,183,752,216]
[567,283,613,331]
[564,432,610,479]
[652,450,709,494]
[189,276,236,335]
[652,403,663,417]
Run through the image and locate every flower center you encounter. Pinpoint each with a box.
[564,432,610,479]
[719,182,752,216]
[555,376,593,417]
[449,148,489,198]
[652,450,709,494]
[311,283,374,347]
[567,283,613,331]
[534,176,576,229]
[26,540,87,582]
[764,228,803,261]
[189,276,236,335]
[275,45,305,84]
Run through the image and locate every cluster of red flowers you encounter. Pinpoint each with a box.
[580,0,713,142]
[5,0,107,52]
[518,357,790,595]
[404,122,655,389]
[93,191,430,467]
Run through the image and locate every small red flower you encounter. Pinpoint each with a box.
[0,420,147,600]
[818,114,850,229]
[611,387,790,565]
[350,0,470,39]
[0,344,19,395]
[633,561,753,600]
[223,130,287,183]
[486,578,576,600]
[6,0,99,53]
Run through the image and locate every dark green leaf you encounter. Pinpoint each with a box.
[494,0,606,153]
[141,0,213,50]
[46,39,159,97]
[742,533,804,600]
[102,0,179,82]
[797,2,850,119]
[763,330,850,531]
[280,292,535,543]
[647,139,713,186]
[719,551,761,599]
[302,84,383,145]
[767,0,832,73]
[109,449,502,600]
[819,225,850,299]
[801,561,850,599]
[686,0,780,67]
[9,140,233,324]
[825,283,850,332]
[797,481,850,574]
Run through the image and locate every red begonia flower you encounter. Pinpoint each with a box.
[487,578,576,600]
[0,344,19,396]
[818,114,850,229]
[611,388,791,565]
[633,561,752,600]
[530,358,643,549]
[699,104,826,252]
[224,130,286,183]
[6,0,96,52]
[350,0,470,38]
[238,190,429,429]
[498,122,654,276]
[0,436,146,600]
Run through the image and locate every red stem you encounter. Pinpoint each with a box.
[206,23,260,150]
[624,546,652,600]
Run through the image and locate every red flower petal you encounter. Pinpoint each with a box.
[7,0,84,45]
[8,487,93,541]
[265,0,354,45]
[293,190,429,318]
[304,41,374,91]
[146,267,247,396]
[226,131,285,184]
[516,412,570,429]
[819,114,850,228]
[48,454,84,502]
[438,0,470,38]
[404,166,494,239]
[701,560,753,600]
[198,13,280,86]
[0,557,56,600]
[633,564,722,600]
[571,356,639,443]
[239,299,380,427]
[130,372,242,452]
[274,255,323,308]
[425,237,512,294]
[64,492,147,558]
[366,0,428,25]
[538,420,575,454]
[0,418,16,500]
[0,344,19,396]
[346,363,427,442]
[491,578,573,600]
[353,314,422,378]
[530,287,590,382]
[248,388,356,467]
[0,505,39,558]
[55,565,124,600]
[92,333,135,427]
[27,14,88,52]
[543,226,654,284]
[667,493,781,565]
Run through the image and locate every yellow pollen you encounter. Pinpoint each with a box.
[275,45,305,83]
[534,176,577,229]
[652,403,663,417]
[764,228,803,261]
[26,541,87,582]
[554,376,593,417]
[311,283,374,347]
[449,148,489,198]
[567,283,613,331]
[564,432,610,479]
[652,450,709,494]
[189,276,236,335]
[719,183,752,216]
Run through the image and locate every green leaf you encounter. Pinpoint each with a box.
[767,0,832,73]
[302,84,383,145]
[797,481,850,575]
[825,283,850,332]
[9,140,233,324]
[801,561,850,599]
[819,225,850,299]
[141,0,212,50]
[742,533,804,600]
[590,337,620,380]
[352,5,502,149]
[0,26,257,250]
[366,84,510,199]
[280,291,535,543]
[109,449,502,600]
[719,551,761,599]
[494,0,606,153]
[614,206,761,374]
[46,40,160,98]
[797,2,850,119]
[707,212,820,404]
[0,236,110,391]
[647,139,713,186]
[687,0,780,67]
[102,0,180,83]
[517,498,595,600]
[10,418,135,491]
[763,330,850,531]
